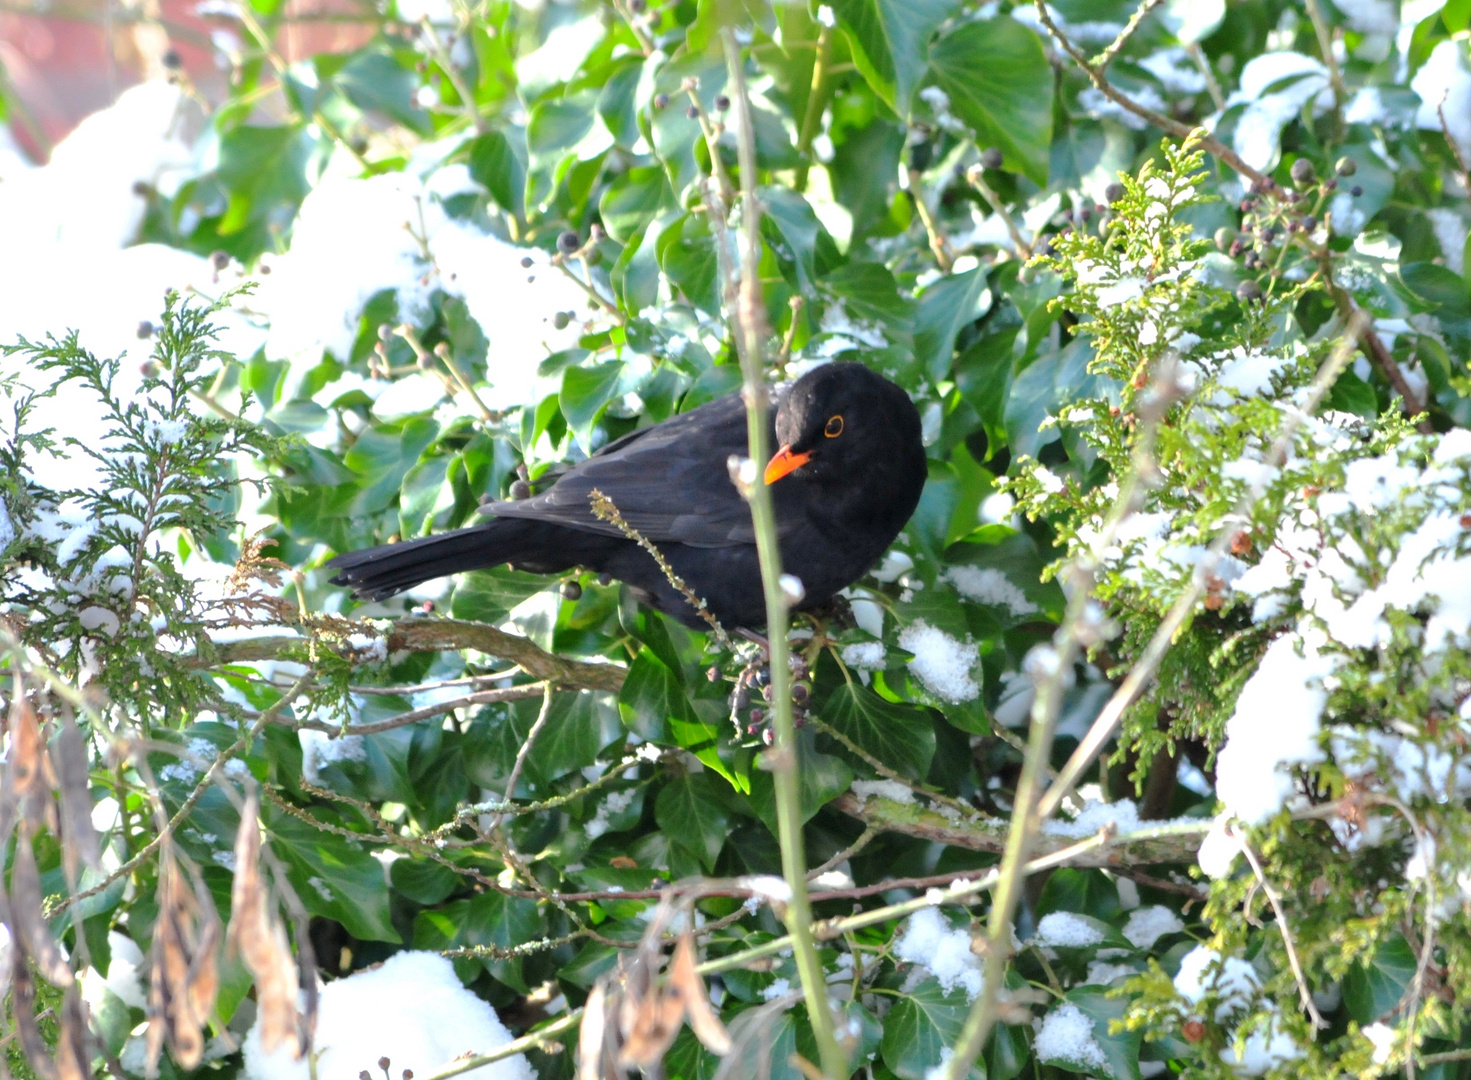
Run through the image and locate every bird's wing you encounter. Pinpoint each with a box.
[488,392,775,546]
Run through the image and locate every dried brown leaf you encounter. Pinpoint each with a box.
[146,851,224,1072]
[10,830,73,986]
[670,934,730,1055]
[576,984,608,1080]
[52,710,101,884]
[225,788,302,1058]
[616,984,684,1069]
[55,987,91,1080]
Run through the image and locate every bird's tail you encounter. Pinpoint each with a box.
[327,519,545,601]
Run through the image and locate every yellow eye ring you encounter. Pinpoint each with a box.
[824,415,844,438]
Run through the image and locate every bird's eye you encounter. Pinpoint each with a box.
[824,415,844,438]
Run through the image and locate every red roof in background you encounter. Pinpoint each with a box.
[0,0,374,162]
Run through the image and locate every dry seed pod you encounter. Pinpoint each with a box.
[226,787,304,1059]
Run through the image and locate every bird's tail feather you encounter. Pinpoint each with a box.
[327,520,542,601]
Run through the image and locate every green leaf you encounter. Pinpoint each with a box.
[914,268,990,383]
[929,18,1055,185]
[1343,933,1418,1024]
[1036,868,1121,922]
[560,361,624,452]
[618,651,738,786]
[451,566,554,623]
[265,810,400,943]
[655,773,731,870]
[762,186,824,292]
[820,681,936,781]
[1061,987,1143,1080]
[391,857,462,905]
[343,417,440,515]
[658,214,722,314]
[746,728,853,834]
[469,129,527,217]
[334,48,428,132]
[880,976,976,1080]
[599,166,674,244]
[830,0,961,116]
[412,890,541,990]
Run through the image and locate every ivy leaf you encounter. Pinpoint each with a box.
[879,977,977,1080]
[1343,933,1418,1024]
[619,650,739,787]
[820,681,936,781]
[560,360,625,452]
[914,267,990,383]
[265,809,400,943]
[929,18,1055,184]
[451,566,553,623]
[1061,987,1143,1080]
[829,0,961,116]
[745,728,853,834]
[333,48,429,133]
[655,773,731,870]
[599,166,674,244]
[469,129,526,217]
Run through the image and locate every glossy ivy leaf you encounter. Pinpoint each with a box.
[264,808,400,943]
[412,890,541,991]
[468,129,527,217]
[1343,933,1418,1024]
[879,976,978,1080]
[820,680,937,781]
[928,18,1055,184]
[333,48,429,133]
[451,566,554,623]
[618,650,739,786]
[599,165,675,244]
[829,0,961,117]
[745,727,854,835]
[1058,987,1143,1080]
[655,772,732,870]
[914,267,990,384]
[560,360,624,451]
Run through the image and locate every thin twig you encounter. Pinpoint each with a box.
[722,27,846,1080]
[418,16,487,134]
[287,684,546,734]
[1187,43,1226,111]
[1437,93,1471,198]
[1235,827,1326,1029]
[908,168,954,272]
[965,165,1033,258]
[1302,0,1348,115]
[1029,0,1268,186]
[794,24,833,191]
[588,489,732,648]
[487,681,555,844]
[1092,0,1165,71]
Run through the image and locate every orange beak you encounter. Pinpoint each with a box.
[764,444,812,484]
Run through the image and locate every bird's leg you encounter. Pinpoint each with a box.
[736,627,770,652]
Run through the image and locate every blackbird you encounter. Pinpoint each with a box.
[327,361,926,629]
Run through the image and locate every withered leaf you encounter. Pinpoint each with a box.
[53,710,101,884]
[10,829,73,986]
[55,987,91,1080]
[670,934,731,1055]
[225,788,303,1059]
[146,851,223,1072]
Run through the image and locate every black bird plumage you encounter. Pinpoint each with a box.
[326,361,926,629]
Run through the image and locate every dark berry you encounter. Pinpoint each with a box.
[557,230,581,254]
[685,104,700,119]
[1351,185,1363,197]
[714,94,730,111]
[520,256,534,268]
[136,320,154,339]
[560,580,582,600]
[598,573,613,587]
[981,147,1005,171]
[1290,158,1315,185]
[510,479,532,500]
[1323,178,1337,191]
[1259,226,1275,243]
[1214,227,1235,252]
[211,250,230,270]
[1104,182,1125,203]
[791,683,810,705]
[552,311,572,330]
[1302,215,1318,231]
[630,0,646,10]
[706,665,722,682]
[1236,280,1263,303]
[162,48,182,69]
[653,93,670,109]
[1335,156,1357,177]
[1229,240,1245,257]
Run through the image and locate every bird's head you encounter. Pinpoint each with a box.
[764,362,923,485]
